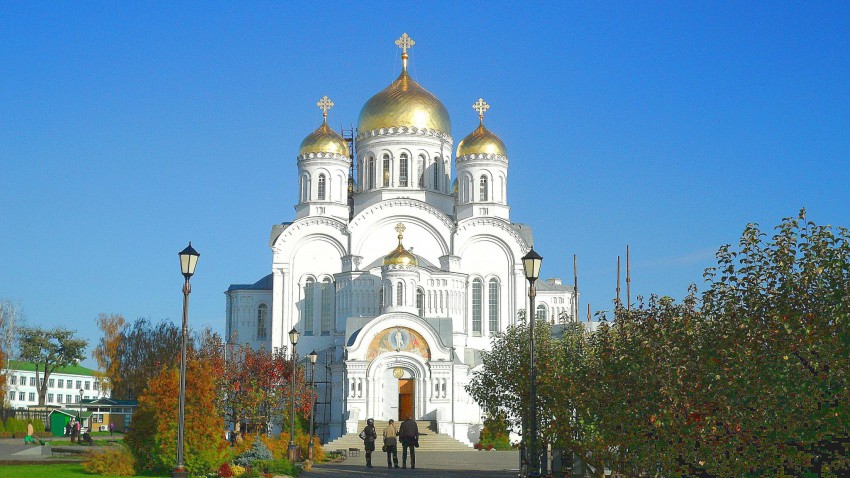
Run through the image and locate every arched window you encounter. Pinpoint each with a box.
[368,157,375,190]
[383,154,391,187]
[396,281,404,306]
[480,175,488,201]
[417,288,425,317]
[257,303,268,339]
[300,176,307,202]
[400,153,409,187]
[488,279,499,333]
[318,174,326,200]
[321,278,333,335]
[418,155,425,187]
[536,304,546,322]
[433,157,441,191]
[304,279,315,335]
[472,279,482,334]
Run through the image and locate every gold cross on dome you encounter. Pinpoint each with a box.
[395,33,415,54]
[316,96,334,118]
[473,98,490,120]
[395,223,406,239]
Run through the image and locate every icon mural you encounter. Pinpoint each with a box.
[367,326,430,360]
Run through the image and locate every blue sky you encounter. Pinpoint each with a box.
[2,2,848,367]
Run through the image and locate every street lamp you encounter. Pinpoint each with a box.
[287,328,300,462]
[522,247,542,477]
[175,242,199,478]
[307,350,318,460]
[79,388,84,437]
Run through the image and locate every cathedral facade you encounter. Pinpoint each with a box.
[225,34,575,445]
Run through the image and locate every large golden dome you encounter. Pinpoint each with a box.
[300,95,350,157]
[456,98,506,157]
[358,34,450,134]
[383,223,418,267]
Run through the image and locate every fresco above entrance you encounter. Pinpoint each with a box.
[367,326,431,360]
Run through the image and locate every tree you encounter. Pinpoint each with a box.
[17,326,87,405]
[113,317,180,399]
[0,300,23,399]
[125,352,229,476]
[92,313,127,396]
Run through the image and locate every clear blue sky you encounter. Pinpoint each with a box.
[2,2,848,367]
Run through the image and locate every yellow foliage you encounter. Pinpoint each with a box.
[82,447,137,476]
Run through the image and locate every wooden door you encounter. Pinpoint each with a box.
[398,379,414,420]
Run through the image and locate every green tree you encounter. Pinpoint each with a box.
[17,326,86,405]
[113,317,180,399]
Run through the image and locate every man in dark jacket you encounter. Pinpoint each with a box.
[360,418,377,468]
[398,415,419,469]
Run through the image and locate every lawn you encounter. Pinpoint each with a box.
[0,463,168,478]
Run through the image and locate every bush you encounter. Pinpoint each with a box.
[32,419,45,433]
[217,462,234,477]
[253,458,295,475]
[234,439,273,468]
[82,447,137,476]
[478,414,511,450]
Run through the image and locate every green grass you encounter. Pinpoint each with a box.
[0,463,168,478]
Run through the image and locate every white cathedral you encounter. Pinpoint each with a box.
[225,34,575,445]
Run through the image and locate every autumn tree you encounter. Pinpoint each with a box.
[0,300,23,397]
[17,326,87,405]
[92,313,127,396]
[125,352,228,476]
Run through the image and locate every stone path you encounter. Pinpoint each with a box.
[302,450,520,478]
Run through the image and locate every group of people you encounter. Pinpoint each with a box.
[361,415,420,469]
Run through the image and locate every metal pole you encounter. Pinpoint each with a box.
[288,344,297,461]
[451,346,455,439]
[308,360,316,460]
[174,277,190,477]
[528,280,539,477]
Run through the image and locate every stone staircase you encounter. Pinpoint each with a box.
[325,420,472,453]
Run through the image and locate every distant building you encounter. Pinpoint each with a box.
[2,360,108,409]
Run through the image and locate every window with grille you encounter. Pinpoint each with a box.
[417,288,424,317]
[317,174,326,200]
[480,176,488,201]
[304,279,315,335]
[489,279,499,332]
[400,153,408,186]
[257,304,268,339]
[383,155,391,187]
[472,279,482,334]
[321,279,333,335]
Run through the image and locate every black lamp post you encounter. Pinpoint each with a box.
[175,242,199,478]
[522,247,542,477]
[307,350,318,460]
[79,388,84,435]
[287,328,300,462]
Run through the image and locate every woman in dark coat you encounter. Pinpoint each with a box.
[360,418,378,468]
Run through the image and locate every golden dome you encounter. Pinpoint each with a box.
[299,95,350,157]
[383,223,418,267]
[358,34,450,134]
[456,98,506,157]
[299,121,350,157]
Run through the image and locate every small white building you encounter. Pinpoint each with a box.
[2,360,108,409]
[226,35,577,446]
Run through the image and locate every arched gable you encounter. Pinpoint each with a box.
[346,312,451,363]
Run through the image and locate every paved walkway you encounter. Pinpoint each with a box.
[302,450,520,478]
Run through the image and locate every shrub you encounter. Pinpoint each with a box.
[82,447,137,476]
[473,442,483,450]
[217,462,234,477]
[253,458,294,475]
[478,414,512,450]
[234,439,273,468]
[32,419,45,433]
[230,464,246,476]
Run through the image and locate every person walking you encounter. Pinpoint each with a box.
[383,418,399,468]
[359,418,377,468]
[109,422,115,436]
[398,415,419,469]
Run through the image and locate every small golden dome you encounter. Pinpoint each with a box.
[383,223,418,267]
[456,98,506,157]
[358,34,450,134]
[299,95,350,157]
[299,121,350,156]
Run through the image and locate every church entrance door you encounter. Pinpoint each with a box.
[398,379,414,420]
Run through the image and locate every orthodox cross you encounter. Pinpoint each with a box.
[395,222,406,243]
[395,33,415,54]
[395,33,415,69]
[473,98,490,121]
[316,95,334,119]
